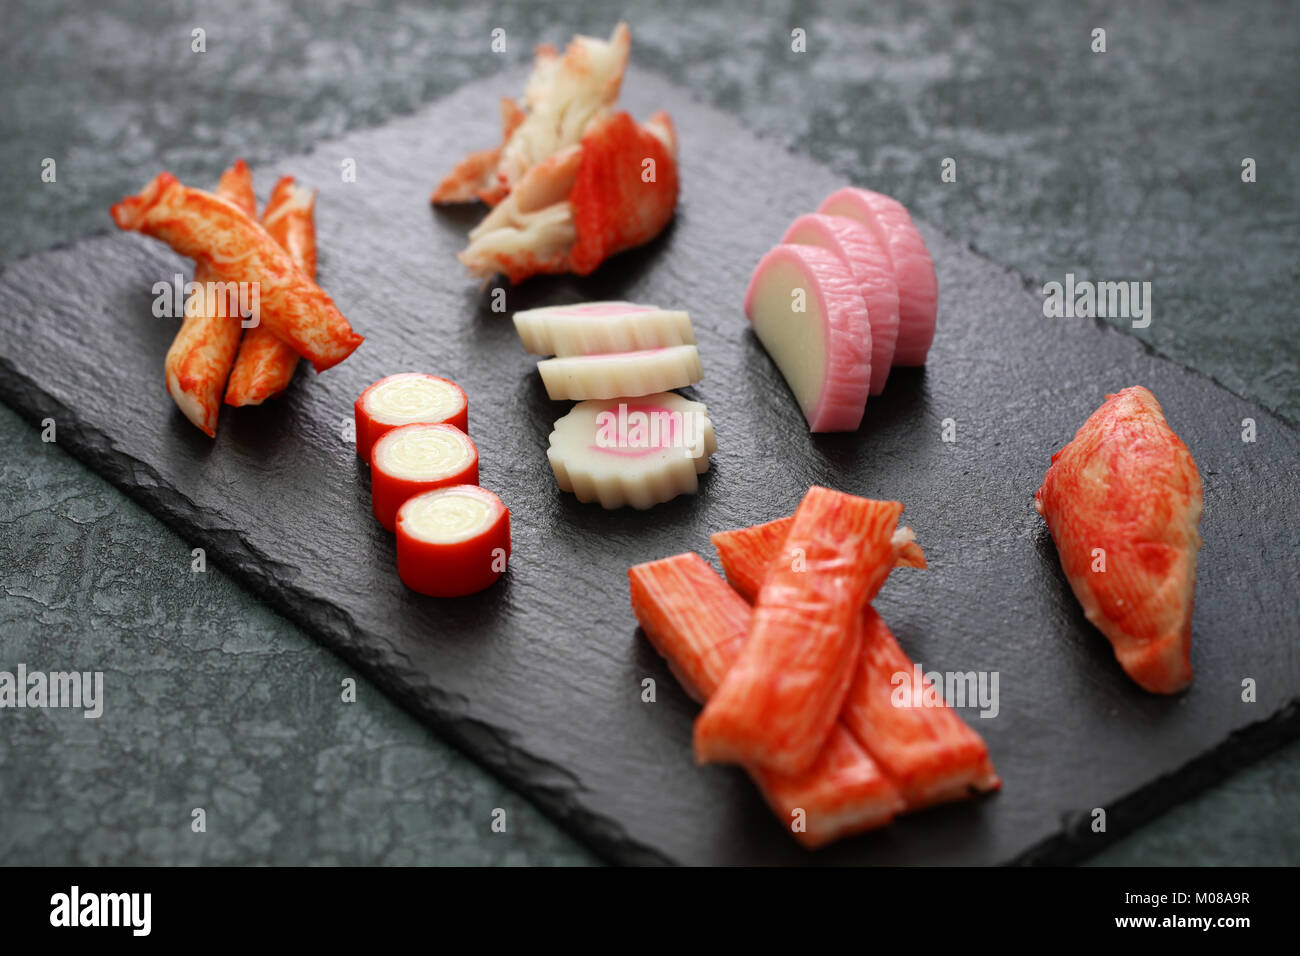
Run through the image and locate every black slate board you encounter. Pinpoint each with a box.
[1,68,1298,866]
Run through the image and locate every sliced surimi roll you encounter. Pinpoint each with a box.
[547,392,717,509]
[513,301,695,356]
[782,213,900,396]
[354,373,469,462]
[397,485,510,597]
[742,244,871,432]
[536,345,703,401]
[818,187,937,366]
[371,423,479,531]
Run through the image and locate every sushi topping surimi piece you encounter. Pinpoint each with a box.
[370,423,479,532]
[743,244,872,432]
[694,489,907,776]
[547,392,716,510]
[164,160,257,437]
[397,485,510,598]
[628,552,903,847]
[354,373,469,462]
[536,345,703,401]
[1035,386,1203,694]
[111,172,363,372]
[782,213,901,396]
[513,301,695,356]
[817,187,937,367]
[712,516,999,809]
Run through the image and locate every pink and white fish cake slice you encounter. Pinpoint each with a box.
[782,213,900,396]
[546,391,717,509]
[536,344,703,400]
[513,301,696,356]
[818,187,937,367]
[743,243,872,432]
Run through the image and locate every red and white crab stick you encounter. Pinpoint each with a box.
[396,485,511,597]
[354,373,469,462]
[370,423,478,532]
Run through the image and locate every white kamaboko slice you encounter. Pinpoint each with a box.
[817,187,937,366]
[536,345,703,401]
[782,214,900,396]
[742,244,872,432]
[513,301,696,356]
[547,392,718,509]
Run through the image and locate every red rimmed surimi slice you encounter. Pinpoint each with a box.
[547,391,716,509]
[513,301,695,356]
[742,244,871,432]
[782,214,900,396]
[818,187,937,366]
[354,373,469,462]
[370,423,479,531]
[536,345,703,401]
[396,485,510,597]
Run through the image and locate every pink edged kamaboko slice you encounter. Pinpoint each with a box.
[514,301,695,356]
[817,187,937,366]
[547,391,717,509]
[782,214,900,396]
[354,373,469,462]
[370,423,479,531]
[536,345,703,401]
[396,485,511,597]
[742,244,871,432]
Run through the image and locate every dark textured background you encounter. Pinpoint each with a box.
[1,0,1297,864]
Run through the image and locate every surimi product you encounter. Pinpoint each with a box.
[370,423,479,531]
[743,244,871,432]
[111,172,363,372]
[547,392,716,509]
[628,552,903,847]
[817,187,937,366]
[694,489,906,776]
[513,301,695,356]
[354,373,469,462]
[536,345,703,400]
[781,213,900,396]
[396,485,510,597]
[163,160,256,437]
[225,177,318,407]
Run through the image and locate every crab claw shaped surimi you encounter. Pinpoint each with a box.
[432,24,629,206]
[458,110,679,283]
[1035,386,1203,694]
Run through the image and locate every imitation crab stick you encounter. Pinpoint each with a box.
[354,373,469,462]
[712,515,926,604]
[628,552,903,846]
[1035,386,1203,694]
[782,213,900,396]
[513,301,695,356]
[694,489,907,776]
[712,517,1000,808]
[370,423,479,532]
[163,160,256,437]
[818,187,937,367]
[743,244,872,432]
[225,177,317,406]
[396,485,510,597]
[111,172,363,372]
[547,392,716,509]
[536,345,703,400]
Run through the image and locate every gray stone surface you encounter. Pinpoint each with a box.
[0,0,1296,864]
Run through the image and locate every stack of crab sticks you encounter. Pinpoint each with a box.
[744,187,938,432]
[353,373,510,598]
[629,486,999,848]
[514,301,717,509]
[432,23,680,284]
[110,161,362,437]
